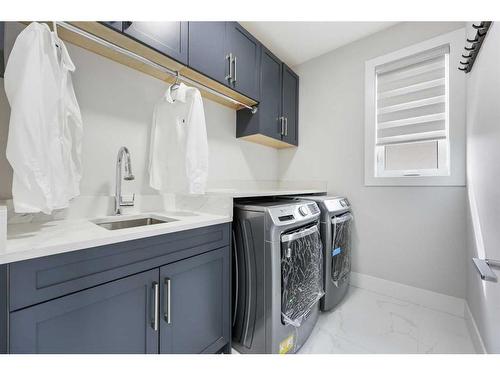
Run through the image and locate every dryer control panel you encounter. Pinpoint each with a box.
[324,198,350,213]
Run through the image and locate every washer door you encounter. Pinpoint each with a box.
[280,223,324,327]
[330,213,353,286]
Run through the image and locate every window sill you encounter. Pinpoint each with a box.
[364,174,465,187]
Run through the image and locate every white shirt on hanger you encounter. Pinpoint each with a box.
[149,82,209,194]
[4,22,83,214]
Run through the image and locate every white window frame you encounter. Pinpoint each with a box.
[364,28,466,186]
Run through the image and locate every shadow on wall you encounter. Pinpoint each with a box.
[0,79,12,200]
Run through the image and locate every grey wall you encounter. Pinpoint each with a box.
[0,23,278,200]
[279,22,467,298]
[465,22,500,354]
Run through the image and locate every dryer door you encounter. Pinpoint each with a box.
[330,213,353,287]
[280,223,324,327]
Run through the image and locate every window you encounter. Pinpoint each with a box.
[364,29,466,186]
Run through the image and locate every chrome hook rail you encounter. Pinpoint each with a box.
[53,21,258,113]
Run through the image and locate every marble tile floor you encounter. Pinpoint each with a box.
[299,286,476,354]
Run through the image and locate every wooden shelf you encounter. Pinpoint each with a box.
[56,22,258,111]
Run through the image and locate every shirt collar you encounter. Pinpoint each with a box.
[164,82,188,103]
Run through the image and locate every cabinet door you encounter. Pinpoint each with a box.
[10,269,159,354]
[259,47,283,140]
[281,65,299,146]
[123,21,188,65]
[159,247,230,354]
[188,22,228,86]
[225,22,260,100]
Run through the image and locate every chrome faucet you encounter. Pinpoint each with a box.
[114,146,135,215]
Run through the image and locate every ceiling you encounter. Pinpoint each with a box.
[240,22,398,67]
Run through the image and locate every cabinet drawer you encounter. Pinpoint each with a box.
[9,223,230,311]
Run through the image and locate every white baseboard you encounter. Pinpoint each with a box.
[464,302,487,354]
[350,272,465,317]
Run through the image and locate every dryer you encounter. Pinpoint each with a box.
[289,196,353,311]
[232,199,323,354]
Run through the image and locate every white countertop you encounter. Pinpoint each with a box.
[207,188,326,198]
[2,211,231,265]
[1,187,327,265]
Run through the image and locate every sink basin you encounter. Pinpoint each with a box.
[92,215,178,230]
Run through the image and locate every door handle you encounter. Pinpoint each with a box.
[225,53,233,82]
[284,117,288,136]
[151,282,159,331]
[232,56,237,84]
[164,278,171,324]
[279,116,284,135]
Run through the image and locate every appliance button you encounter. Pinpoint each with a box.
[298,206,308,216]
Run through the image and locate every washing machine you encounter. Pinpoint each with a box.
[232,199,323,354]
[288,196,353,311]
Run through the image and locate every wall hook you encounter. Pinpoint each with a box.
[462,53,473,59]
[465,45,476,51]
[458,67,468,71]
[472,22,485,29]
[467,37,479,43]
[459,61,469,65]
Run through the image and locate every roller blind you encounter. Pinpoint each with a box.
[376,45,449,146]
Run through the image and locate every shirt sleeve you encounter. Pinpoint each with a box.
[184,89,209,194]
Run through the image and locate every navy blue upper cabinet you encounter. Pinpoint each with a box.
[10,269,159,354]
[281,65,299,146]
[236,47,299,148]
[188,22,228,86]
[159,247,230,354]
[236,47,282,141]
[224,22,260,101]
[122,22,188,65]
[257,48,283,140]
[187,22,260,101]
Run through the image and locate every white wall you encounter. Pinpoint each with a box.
[0,23,278,201]
[465,22,500,353]
[279,22,467,298]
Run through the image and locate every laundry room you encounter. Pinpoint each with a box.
[0,0,499,373]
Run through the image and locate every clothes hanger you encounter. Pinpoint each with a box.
[169,71,181,101]
[52,21,61,49]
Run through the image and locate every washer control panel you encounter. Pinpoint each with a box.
[270,202,320,225]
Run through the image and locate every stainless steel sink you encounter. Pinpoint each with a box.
[92,215,178,230]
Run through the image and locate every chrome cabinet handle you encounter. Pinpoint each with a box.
[225,53,233,82]
[151,282,159,331]
[232,56,237,84]
[279,116,284,135]
[284,117,288,136]
[164,278,171,324]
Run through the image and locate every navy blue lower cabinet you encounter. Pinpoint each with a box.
[159,247,230,354]
[9,269,159,354]
[2,223,231,354]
